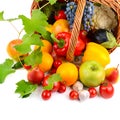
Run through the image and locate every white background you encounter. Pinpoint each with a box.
[0,0,120,120]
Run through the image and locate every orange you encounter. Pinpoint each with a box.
[52,19,70,35]
[34,40,53,53]
[56,62,78,86]
[7,39,24,61]
[39,52,54,72]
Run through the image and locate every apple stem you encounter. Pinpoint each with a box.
[116,64,119,70]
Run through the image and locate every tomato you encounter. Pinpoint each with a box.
[57,82,66,93]
[79,30,90,45]
[53,59,62,68]
[23,64,31,70]
[42,75,60,92]
[55,10,66,20]
[41,90,52,100]
[99,82,114,99]
[27,67,44,85]
[88,87,97,98]
[69,90,79,100]
[50,67,57,74]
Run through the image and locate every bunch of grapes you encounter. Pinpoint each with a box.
[82,1,94,31]
[65,1,77,29]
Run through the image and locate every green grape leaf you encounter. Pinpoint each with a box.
[43,73,62,90]
[49,0,57,5]
[19,9,48,35]
[15,80,38,98]
[14,33,43,54]
[0,11,4,20]
[34,0,57,4]
[0,59,15,84]
[24,49,42,67]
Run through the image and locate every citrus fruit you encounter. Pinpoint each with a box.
[52,19,70,35]
[39,52,53,72]
[7,39,25,61]
[34,40,53,53]
[56,62,78,86]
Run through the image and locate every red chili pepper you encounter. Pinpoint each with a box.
[54,10,66,20]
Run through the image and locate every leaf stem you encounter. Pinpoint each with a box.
[51,33,59,43]
[39,2,50,10]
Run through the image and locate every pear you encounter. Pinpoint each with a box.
[105,65,119,84]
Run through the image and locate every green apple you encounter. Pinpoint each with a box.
[79,60,105,87]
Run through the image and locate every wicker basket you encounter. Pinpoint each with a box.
[31,0,120,61]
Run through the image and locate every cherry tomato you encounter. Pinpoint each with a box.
[23,64,31,70]
[55,10,66,20]
[57,82,66,93]
[41,90,52,100]
[99,82,114,99]
[27,67,44,85]
[50,67,57,74]
[79,30,90,45]
[53,59,62,68]
[52,81,61,92]
[69,90,79,100]
[88,87,97,98]
[42,75,60,92]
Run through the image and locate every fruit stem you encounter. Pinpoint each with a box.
[117,64,119,70]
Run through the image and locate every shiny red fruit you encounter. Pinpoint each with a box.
[55,10,66,20]
[53,59,62,68]
[88,87,97,98]
[69,90,79,100]
[23,64,31,70]
[99,82,114,99]
[27,67,44,85]
[57,82,66,93]
[105,66,119,84]
[41,90,51,100]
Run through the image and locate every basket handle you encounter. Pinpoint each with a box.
[66,0,86,61]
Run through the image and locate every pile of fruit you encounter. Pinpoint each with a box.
[0,0,120,101]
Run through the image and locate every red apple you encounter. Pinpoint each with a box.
[27,67,44,85]
[105,65,119,84]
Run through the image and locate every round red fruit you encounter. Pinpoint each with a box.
[69,90,79,100]
[99,82,114,99]
[55,10,66,20]
[57,83,66,93]
[88,87,97,98]
[41,90,51,100]
[53,59,62,68]
[27,67,44,85]
[23,64,31,70]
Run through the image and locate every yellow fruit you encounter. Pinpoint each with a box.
[52,19,70,35]
[56,62,78,86]
[7,39,26,61]
[39,52,53,72]
[35,40,53,53]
